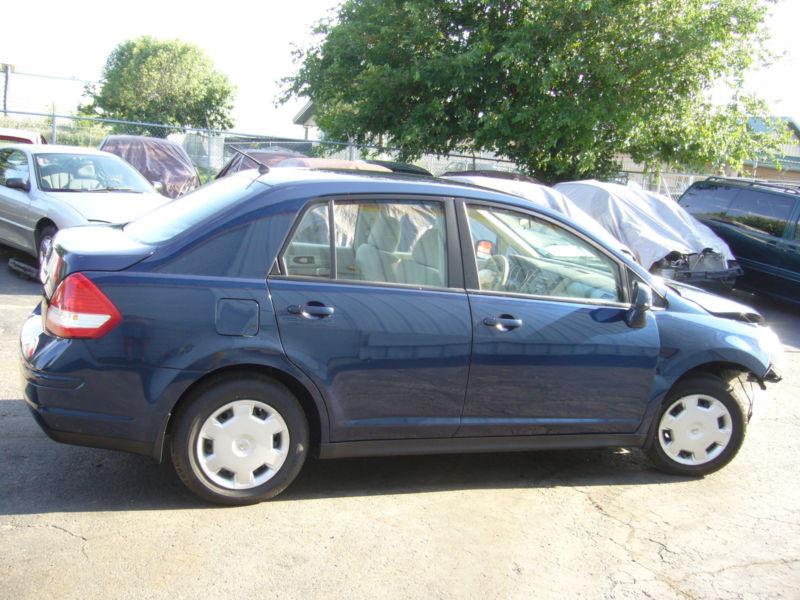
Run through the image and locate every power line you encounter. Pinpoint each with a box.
[10,70,97,85]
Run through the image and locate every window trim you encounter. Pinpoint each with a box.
[272,193,464,291]
[456,198,633,308]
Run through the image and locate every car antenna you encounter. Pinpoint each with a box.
[229,146,270,174]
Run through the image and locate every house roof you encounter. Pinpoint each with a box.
[292,101,316,127]
[746,116,800,172]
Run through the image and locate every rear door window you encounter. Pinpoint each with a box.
[279,198,449,288]
[725,189,796,238]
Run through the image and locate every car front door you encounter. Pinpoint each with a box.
[0,148,34,251]
[269,196,472,441]
[457,201,661,437]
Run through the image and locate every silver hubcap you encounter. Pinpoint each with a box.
[196,399,289,490]
[38,235,53,264]
[658,394,733,466]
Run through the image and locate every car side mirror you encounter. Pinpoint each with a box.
[5,178,30,192]
[626,282,652,328]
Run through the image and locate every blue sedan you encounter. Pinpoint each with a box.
[20,168,783,504]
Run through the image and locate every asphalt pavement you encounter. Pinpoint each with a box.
[1,244,798,600]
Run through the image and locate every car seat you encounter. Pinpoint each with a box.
[397,228,446,286]
[356,215,401,283]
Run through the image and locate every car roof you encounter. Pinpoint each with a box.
[693,176,800,198]
[8,144,118,157]
[0,127,43,139]
[251,167,622,235]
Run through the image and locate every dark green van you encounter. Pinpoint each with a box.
[678,177,800,304]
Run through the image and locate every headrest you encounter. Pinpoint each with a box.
[412,228,443,267]
[367,216,401,252]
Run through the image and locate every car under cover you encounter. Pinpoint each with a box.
[553,181,737,272]
[99,135,200,199]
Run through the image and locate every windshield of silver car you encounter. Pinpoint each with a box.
[34,153,153,193]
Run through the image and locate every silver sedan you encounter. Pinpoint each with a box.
[0,144,170,264]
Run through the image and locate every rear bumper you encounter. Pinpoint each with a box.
[27,404,153,456]
[19,313,186,461]
[21,360,159,459]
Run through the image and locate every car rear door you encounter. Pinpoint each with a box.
[457,200,660,437]
[269,195,472,442]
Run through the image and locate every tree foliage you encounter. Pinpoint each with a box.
[82,37,235,136]
[284,0,787,182]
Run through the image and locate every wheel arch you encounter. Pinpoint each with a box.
[672,360,756,386]
[34,217,57,237]
[156,363,328,462]
[640,352,768,438]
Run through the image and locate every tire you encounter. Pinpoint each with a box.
[37,225,57,268]
[170,374,309,505]
[647,373,749,477]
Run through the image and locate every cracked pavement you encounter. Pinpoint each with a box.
[1,245,798,600]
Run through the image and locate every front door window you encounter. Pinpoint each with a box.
[466,205,622,303]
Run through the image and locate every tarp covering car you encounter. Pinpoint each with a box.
[443,174,638,260]
[555,180,740,284]
[98,135,200,199]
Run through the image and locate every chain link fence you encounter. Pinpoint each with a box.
[2,109,722,197]
[0,109,519,182]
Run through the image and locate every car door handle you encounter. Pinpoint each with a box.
[483,315,523,331]
[287,303,335,319]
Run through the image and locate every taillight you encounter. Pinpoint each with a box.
[45,273,121,339]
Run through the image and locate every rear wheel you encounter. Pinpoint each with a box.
[170,375,309,505]
[647,373,749,476]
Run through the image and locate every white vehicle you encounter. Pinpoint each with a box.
[0,144,169,264]
[555,181,742,285]
[0,128,47,145]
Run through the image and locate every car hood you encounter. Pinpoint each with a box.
[667,281,764,324]
[46,191,170,224]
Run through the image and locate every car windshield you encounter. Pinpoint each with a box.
[34,153,153,193]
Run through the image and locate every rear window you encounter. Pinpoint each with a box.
[124,175,264,244]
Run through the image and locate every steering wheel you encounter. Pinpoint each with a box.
[481,254,510,290]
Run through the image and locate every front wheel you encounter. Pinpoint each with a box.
[647,373,749,477]
[170,375,309,505]
[37,225,57,268]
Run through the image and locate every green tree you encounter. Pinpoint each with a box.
[284,0,787,182]
[82,37,235,136]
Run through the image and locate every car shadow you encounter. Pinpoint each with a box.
[0,412,687,515]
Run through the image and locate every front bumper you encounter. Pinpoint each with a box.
[670,266,743,286]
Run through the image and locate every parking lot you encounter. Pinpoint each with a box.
[0,244,798,600]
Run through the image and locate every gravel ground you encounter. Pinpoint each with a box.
[1,244,798,600]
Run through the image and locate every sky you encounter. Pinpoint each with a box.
[1,0,799,139]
